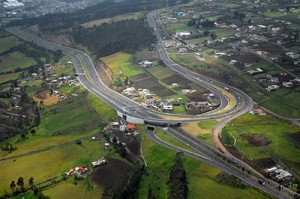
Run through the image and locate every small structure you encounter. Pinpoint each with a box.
[92,157,108,167]
[75,167,88,176]
[266,85,279,92]
[127,123,136,131]
[282,81,293,88]
[123,87,136,96]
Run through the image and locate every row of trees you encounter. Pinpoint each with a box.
[167,152,188,199]
[72,19,155,58]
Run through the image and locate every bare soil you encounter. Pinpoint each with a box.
[161,74,192,85]
[242,133,272,147]
[91,158,133,188]
[97,61,113,86]
[254,158,277,169]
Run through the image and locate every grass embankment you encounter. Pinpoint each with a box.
[182,120,217,146]
[138,126,271,199]
[222,113,300,173]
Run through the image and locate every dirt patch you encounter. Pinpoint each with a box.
[242,133,272,147]
[97,61,113,86]
[254,158,277,169]
[91,158,133,189]
[114,131,140,156]
[291,132,300,148]
[33,91,60,106]
[161,74,192,85]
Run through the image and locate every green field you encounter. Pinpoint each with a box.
[0,35,22,53]
[101,52,143,78]
[222,113,300,173]
[0,51,36,73]
[138,127,271,199]
[146,65,175,80]
[263,11,286,18]
[215,2,242,8]
[0,72,21,84]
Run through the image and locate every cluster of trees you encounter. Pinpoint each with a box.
[216,172,248,189]
[188,17,215,28]
[8,0,190,33]
[7,177,50,198]
[72,19,155,58]
[167,152,188,199]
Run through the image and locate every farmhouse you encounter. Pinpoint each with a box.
[247,68,264,75]
[286,52,299,59]
[266,85,279,92]
[123,87,136,96]
[282,81,293,88]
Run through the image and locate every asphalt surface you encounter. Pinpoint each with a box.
[6,26,251,124]
[5,15,298,198]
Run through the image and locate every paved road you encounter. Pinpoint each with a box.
[6,26,249,124]
[148,129,294,199]
[5,17,297,198]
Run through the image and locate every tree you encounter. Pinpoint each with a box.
[10,180,16,192]
[29,177,34,187]
[17,177,24,191]
[167,152,188,199]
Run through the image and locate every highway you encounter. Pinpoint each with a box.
[5,13,298,198]
[6,26,250,124]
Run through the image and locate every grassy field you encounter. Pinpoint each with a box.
[44,180,103,199]
[101,52,143,78]
[146,65,175,80]
[263,11,286,18]
[0,35,22,53]
[88,93,117,123]
[81,12,143,28]
[215,2,242,8]
[0,139,113,194]
[138,126,271,199]
[0,51,36,73]
[0,72,21,84]
[222,113,300,173]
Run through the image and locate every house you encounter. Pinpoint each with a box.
[282,81,293,88]
[75,167,88,176]
[176,31,191,37]
[247,68,264,75]
[65,168,75,176]
[181,89,197,95]
[272,169,292,181]
[127,123,136,131]
[266,85,279,92]
[139,60,153,68]
[123,87,136,96]
[110,122,119,129]
[171,83,179,88]
[286,52,300,59]
[92,157,108,167]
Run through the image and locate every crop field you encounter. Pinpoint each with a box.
[138,127,270,199]
[222,113,300,173]
[131,74,176,97]
[263,11,286,18]
[146,65,175,80]
[0,51,36,73]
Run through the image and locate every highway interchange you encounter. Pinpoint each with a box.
[5,10,299,199]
